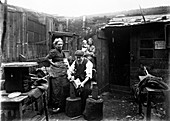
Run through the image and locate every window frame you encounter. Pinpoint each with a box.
[139,38,166,59]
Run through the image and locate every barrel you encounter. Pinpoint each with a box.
[65,97,82,117]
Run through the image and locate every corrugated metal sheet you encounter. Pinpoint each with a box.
[102,14,170,29]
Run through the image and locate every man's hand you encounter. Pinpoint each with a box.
[70,76,74,82]
[80,77,90,88]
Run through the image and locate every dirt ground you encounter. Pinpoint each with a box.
[22,91,167,121]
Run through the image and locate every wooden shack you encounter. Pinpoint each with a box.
[95,15,170,93]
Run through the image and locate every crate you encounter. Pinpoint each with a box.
[4,67,30,93]
[2,62,38,93]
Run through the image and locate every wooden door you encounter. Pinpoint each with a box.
[109,28,130,88]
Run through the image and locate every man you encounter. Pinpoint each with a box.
[67,50,93,113]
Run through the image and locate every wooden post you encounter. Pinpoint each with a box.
[146,92,151,121]
[70,82,76,99]
[0,2,4,69]
[0,0,7,78]
[1,0,7,51]
[43,91,49,121]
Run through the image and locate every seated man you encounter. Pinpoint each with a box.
[67,50,93,113]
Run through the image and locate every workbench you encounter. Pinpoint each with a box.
[1,93,28,121]
[1,62,48,121]
[0,89,48,121]
[145,87,169,121]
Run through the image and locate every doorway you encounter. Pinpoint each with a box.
[109,27,130,88]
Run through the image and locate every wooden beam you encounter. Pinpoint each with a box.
[0,0,7,78]
[1,0,7,51]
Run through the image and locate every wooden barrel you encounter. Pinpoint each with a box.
[83,97,103,121]
[65,97,82,117]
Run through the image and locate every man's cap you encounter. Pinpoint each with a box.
[75,50,84,56]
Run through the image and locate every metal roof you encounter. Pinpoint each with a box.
[101,14,170,29]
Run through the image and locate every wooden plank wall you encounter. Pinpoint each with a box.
[3,11,23,62]
[2,5,80,63]
[1,6,60,62]
[94,34,109,93]
[3,10,48,61]
[130,23,170,86]
[26,17,47,59]
[166,24,170,48]
[137,24,168,69]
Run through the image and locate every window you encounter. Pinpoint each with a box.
[140,40,153,48]
[140,39,154,58]
[139,39,166,58]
